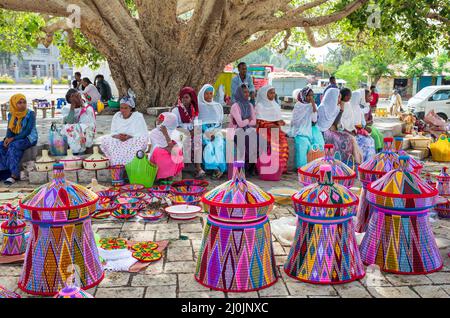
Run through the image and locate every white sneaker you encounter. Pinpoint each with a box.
[4,177,16,185]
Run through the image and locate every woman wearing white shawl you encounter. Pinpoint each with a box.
[100,96,149,165]
[149,112,184,181]
[289,87,324,168]
[322,88,363,168]
[198,84,226,178]
[347,90,376,162]
[255,85,289,178]
[317,88,341,132]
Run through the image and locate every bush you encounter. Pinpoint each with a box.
[31,77,44,85]
[59,78,70,85]
[0,74,15,84]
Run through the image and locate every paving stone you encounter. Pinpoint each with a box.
[144,259,164,275]
[412,285,450,298]
[180,223,203,233]
[0,275,19,291]
[179,231,203,240]
[145,223,179,232]
[77,169,96,184]
[0,265,23,276]
[440,285,450,296]
[367,286,419,298]
[333,282,372,298]
[95,287,145,298]
[99,272,131,287]
[170,239,192,247]
[272,241,287,256]
[307,295,341,298]
[155,229,180,241]
[426,272,450,284]
[167,246,194,262]
[385,274,433,286]
[29,171,48,184]
[360,266,392,287]
[121,230,156,241]
[121,221,146,231]
[178,291,226,298]
[164,261,197,274]
[96,228,121,238]
[178,273,206,292]
[227,292,259,298]
[285,281,338,297]
[258,281,289,297]
[132,273,177,287]
[145,285,177,298]
[92,221,123,230]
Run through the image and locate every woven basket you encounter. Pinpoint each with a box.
[195,216,277,292]
[410,136,432,149]
[306,144,325,163]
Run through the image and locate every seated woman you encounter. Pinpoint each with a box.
[289,87,324,169]
[318,88,363,168]
[197,84,226,179]
[149,112,184,183]
[255,85,289,177]
[172,87,204,178]
[81,77,101,106]
[100,96,149,166]
[0,94,37,185]
[61,88,96,154]
[342,90,376,162]
[228,84,257,175]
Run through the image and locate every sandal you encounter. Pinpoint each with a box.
[4,177,16,185]
[194,170,206,179]
[212,170,223,180]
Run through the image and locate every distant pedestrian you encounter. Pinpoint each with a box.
[72,72,82,90]
[323,76,338,95]
[369,85,379,113]
[95,74,113,102]
[231,62,255,104]
[389,89,402,117]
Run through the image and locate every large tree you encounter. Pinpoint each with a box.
[0,0,449,111]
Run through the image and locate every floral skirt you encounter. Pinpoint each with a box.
[100,135,149,166]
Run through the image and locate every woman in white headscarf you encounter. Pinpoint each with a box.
[149,112,184,182]
[198,84,226,179]
[347,90,376,162]
[100,96,149,166]
[255,85,289,177]
[321,88,363,168]
[289,87,324,168]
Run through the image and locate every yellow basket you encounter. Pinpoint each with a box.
[430,134,450,162]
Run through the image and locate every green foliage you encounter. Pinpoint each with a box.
[335,61,365,89]
[30,77,43,84]
[0,74,15,84]
[405,52,450,78]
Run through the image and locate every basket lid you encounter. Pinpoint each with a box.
[1,207,25,230]
[202,161,274,208]
[367,156,438,200]
[19,163,98,211]
[293,165,358,208]
[358,137,400,176]
[298,144,356,181]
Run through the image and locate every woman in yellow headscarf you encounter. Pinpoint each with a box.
[0,94,38,185]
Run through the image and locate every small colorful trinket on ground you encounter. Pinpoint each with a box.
[132,249,162,262]
[131,241,158,251]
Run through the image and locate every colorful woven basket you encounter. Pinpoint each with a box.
[298,144,356,189]
[149,185,173,199]
[0,285,21,298]
[195,216,277,292]
[360,156,442,275]
[1,208,27,256]
[110,165,126,186]
[393,136,423,174]
[202,161,274,222]
[285,165,364,284]
[435,196,450,219]
[18,163,104,296]
[436,167,450,197]
[172,179,209,188]
[171,185,207,201]
[355,137,400,233]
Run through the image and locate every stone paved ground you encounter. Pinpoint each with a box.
[1,162,450,299]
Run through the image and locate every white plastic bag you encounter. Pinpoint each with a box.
[270,217,297,246]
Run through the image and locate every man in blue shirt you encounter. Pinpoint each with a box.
[323,76,338,95]
[231,62,255,103]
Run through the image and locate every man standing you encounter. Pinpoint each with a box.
[369,85,379,113]
[231,62,255,103]
[390,89,402,117]
[323,76,338,95]
[72,72,82,90]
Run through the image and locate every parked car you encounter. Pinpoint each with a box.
[407,85,450,120]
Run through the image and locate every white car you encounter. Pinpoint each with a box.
[407,85,450,120]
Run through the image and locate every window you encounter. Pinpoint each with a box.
[430,90,450,101]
